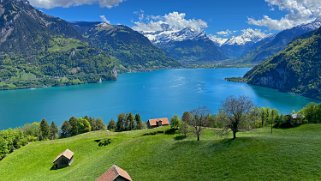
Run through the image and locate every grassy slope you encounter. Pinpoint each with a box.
[1,125,321,180]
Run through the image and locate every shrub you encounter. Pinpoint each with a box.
[98,139,111,147]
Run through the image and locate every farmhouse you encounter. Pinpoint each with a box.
[96,165,132,181]
[147,118,169,128]
[52,149,74,169]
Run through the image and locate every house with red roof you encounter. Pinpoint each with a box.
[96,165,132,181]
[147,118,169,128]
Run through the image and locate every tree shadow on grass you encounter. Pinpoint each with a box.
[171,137,254,152]
[174,135,187,141]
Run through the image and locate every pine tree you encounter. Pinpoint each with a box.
[39,119,50,140]
[61,121,72,138]
[128,113,135,130]
[69,117,79,136]
[96,119,106,130]
[116,114,126,131]
[49,121,58,140]
[135,114,143,130]
[108,120,116,130]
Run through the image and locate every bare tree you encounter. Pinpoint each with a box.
[219,96,254,140]
[189,108,209,141]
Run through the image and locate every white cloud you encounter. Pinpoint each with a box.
[248,0,321,30]
[100,15,110,24]
[132,11,208,33]
[29,0,124,9]
[216,30,232,36]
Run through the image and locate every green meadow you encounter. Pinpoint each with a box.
[1,125,321,181]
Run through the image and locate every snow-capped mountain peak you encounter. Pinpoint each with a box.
[142,27,207,45]
[297,17,321,31]
[210,28,270,47]
[224,29,269,46]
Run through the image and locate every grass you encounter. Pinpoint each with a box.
[1,125,321,180]
[48,37,87,53]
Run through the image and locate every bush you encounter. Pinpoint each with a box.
[96,139,111,147]
[274,115,306,129]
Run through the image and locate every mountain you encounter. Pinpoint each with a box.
[0,0,118,90]
[221,29,269,59]
[242,18,321,64]
[141,28,227,64]
[73,22,179,70]
[244,27,321,99]
[210,29,270,59]
[0,0,179,90]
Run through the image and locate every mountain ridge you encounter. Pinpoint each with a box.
[241,18,321,64]
[0,0,179,90]
[244,27,321,99]
[140,27,227,64]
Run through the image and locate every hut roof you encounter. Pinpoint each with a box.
[53,149,74,163]
[96,165,132,181]
[148,118,169,126]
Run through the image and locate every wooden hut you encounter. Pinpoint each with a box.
[52,149,74,169]
[96,165,132,181]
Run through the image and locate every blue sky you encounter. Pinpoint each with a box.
[32,0,321,39]
[40,0,284,34]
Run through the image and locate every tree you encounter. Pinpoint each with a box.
[86,116,97,130]
[49,122,58,140]
[171,115,181,129]
[301,103,318,123]
[81,119,91,133]
[96,119,106,130]
[22,122,40,139]
[270,109,279,134]
[61,121,72,138]
[116,113,126,131]
[39,119,50,140]
[108,120,116,130]
[189,108,209,141]
[128,113,135,130]
[260,108,270,128]
[69,117,79,136]
[179,112,191,137]
[219,96,254,140]
[135,114,143,130]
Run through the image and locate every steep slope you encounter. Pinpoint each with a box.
[73,22,180,70]
[244,27,321,99]
[0,0,118,89]
[142,28,227,64]
[2,125,321,180]
[0,0,82,56]
[242,18,321,64]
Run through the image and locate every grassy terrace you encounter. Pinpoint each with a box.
[1,125,321,180]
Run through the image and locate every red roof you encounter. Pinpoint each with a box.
[148,118,169,126]
[96,165,132,181]
[53,149,74,163]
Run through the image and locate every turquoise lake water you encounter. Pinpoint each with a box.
[0,68,317,130]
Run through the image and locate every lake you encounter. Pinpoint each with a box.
[0,68,317,130]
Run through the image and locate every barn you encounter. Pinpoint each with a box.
[52,149,74,169]
[96,165,132,181]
